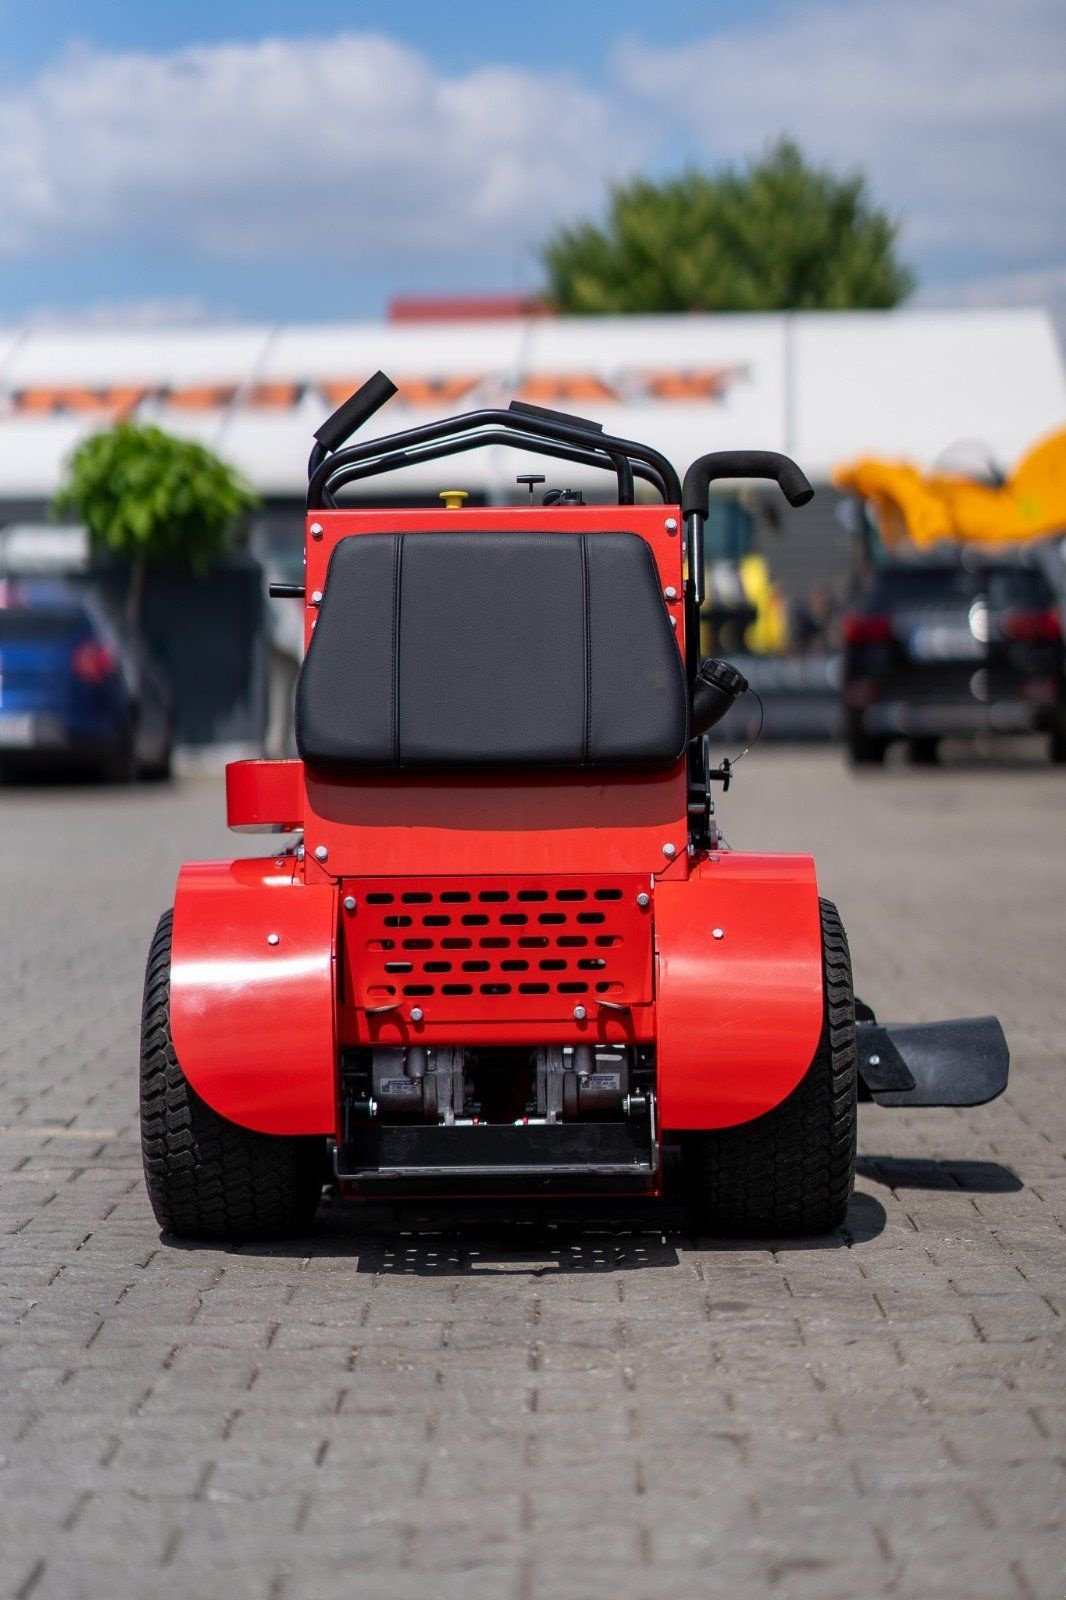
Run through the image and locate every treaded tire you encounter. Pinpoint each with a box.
[683,897,857,1237]
[140,908,325,1241]
[845,732,888,767]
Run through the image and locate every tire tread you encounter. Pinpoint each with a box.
[140,909,323,1240]
[684,897,857,1237]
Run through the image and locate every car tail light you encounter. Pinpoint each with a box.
[72,640,119,683]
[1001,609,1062,643]
[841,613,894,645]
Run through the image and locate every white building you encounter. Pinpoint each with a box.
[2,307,1063,509]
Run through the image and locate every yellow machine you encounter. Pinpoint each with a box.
[834,427,1066,550]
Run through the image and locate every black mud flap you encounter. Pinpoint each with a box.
[856,1016,1009,1108]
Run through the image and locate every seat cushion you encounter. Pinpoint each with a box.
[295,530,688,769]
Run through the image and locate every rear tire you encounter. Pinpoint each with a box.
[683,898,857,1237]
[845,721,888,766]
[105,725,137,784]
[906,736,940,765]
[140,909,325,1241]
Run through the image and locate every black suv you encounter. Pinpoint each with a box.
[841,560,1065,765]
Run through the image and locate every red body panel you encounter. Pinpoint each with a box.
[226,760,303,832]
[338,872,654,1047]
[655,853,824,1129]
[169,858,337,1135]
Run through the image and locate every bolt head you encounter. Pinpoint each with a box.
[573,1005,587,1021]
[410,1007,424,1023]
[662,842,677,858]
[636,891,650,908]
[310,590,324,606]
[314,845,328,862]
[868,1053,881,1067]
[712,927,724,940]
[267,932,280,946]
[310,522,324,539]
[343,895,357,913]
[295,844,305,861]
[664,586,678,601]
[665,517,678,532]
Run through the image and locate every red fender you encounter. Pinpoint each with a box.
[655,853,824,1129]
[169,858,337,1135]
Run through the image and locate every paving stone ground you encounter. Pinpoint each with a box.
[1,745,1063,1600]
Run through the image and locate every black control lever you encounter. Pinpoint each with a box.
[682,450,814,517]
[314,371,398,454]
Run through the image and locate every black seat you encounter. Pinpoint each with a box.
[295,530,688,770]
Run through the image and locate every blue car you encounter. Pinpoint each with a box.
[0,578,174,780]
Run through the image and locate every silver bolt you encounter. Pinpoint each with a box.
[410,1007,424,1023]
[310,590,323,606]
[314,845,328,863]
[868,1053,881,1067]
[636,891,650,908]
[267,932,280,946]
[295,844,305,861]
[309,522,324,539]
[709,854,720,862]
[712,927,724,940]
[664,586,678,601]
[662,842,677,858]
[343,895,357,913]
[665,517,678,532]
[573,1005,587,1021]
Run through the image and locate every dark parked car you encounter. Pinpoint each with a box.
[841,559,1065,765]
[0,579,174,780]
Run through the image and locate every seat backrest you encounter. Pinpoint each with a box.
[295,529,688,770]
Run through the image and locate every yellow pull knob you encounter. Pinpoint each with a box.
[439,489,469,510]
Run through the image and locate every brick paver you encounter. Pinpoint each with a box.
[1,747,1063,1600]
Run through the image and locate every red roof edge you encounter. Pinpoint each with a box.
[387,294,552,323]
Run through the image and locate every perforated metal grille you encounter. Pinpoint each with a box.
[345,875,652,1021]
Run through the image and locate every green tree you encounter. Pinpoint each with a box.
[541,139,914,314]
[54,423,259,624]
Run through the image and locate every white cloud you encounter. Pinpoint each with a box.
[20,296,225,328]
[0,33,639,271]
[614,0,1066,275]
[0,5,1062,296]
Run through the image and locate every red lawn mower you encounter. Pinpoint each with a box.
[140,374,1009,1240]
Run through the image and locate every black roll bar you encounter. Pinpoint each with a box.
[312,428,682,508]
[307,404,681,509]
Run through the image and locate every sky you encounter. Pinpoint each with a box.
[0,0,1063,328]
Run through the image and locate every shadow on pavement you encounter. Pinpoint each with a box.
[856,1155,1022,1193]
[215,1189,887,1273]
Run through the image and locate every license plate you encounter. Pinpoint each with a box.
[907,625,982,662]
[0,714,36,747]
